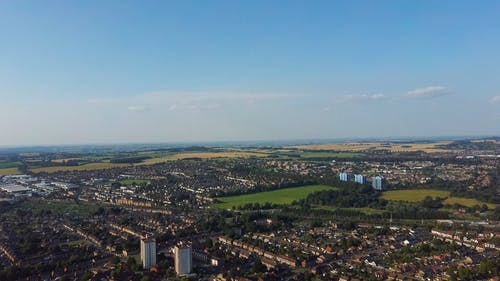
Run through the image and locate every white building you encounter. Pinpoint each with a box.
[140,238,156,269]
[174,243,192,276]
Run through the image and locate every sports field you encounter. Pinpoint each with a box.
[381,189,450,202]
[212,185,336,209]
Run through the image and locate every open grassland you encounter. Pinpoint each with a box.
[119,179,150,185]
[30,150,269,172]
[139,151,269,165]
[25,200,101,216]
[213,185,337,209]
[313,205,386,215]
[0,161,22,169]
[170,151,268,159]
[30,162,130,173]
[289,141,455,153]
[382,189,451,202]
[298,152,362,158]
[137,156,174,165]
[443,197,497,209]
[51,158,86,163]
[382,189,497,209]
[0,168,21,175]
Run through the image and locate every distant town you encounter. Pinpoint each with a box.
[0,138,499,280]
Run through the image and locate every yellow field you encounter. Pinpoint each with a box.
[51,158,86,163]
[171,151,267,159]
[443,197,497,209]
[470,139,500,144]
[30,162,130,173]
[382,189,451,202]
[34,151,269,172]
[0,168,21,175]
[137,156,175,165]
[289,141,454,153]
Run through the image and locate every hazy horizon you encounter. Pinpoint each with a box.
[1,1,500,146]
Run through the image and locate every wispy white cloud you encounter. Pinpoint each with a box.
[405,86,450,99]
[490,96,500,103]
[127,106,147,112]
[89,91,300,112]
[332,94,389,104]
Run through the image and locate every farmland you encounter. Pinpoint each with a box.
[30,162,130,173]
[289,141,454,153]
[0,167,21,175]
[212,185,337,209]
[381,189,451,202]
[443,197,497,209]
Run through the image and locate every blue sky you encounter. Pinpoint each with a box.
[1,1,499,145]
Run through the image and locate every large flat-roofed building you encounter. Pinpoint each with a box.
[174,242,192,276]
[0,184,32,196]
[140,237,156,269]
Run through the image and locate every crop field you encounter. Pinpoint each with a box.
[289,141,454,153]
[381,189,451,202]
[51,158,86,163]
[0,168,21,175]
[170,151,268,159]
[212,185,337,209]
[443,197,497,209]
[30,162,130,173]
[298,152,362,158]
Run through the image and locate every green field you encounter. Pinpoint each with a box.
[119,179,150,185]
[443,197,497,209]
[212,185,337,209]
[299,152,362,158]
[313,205,386,215]
[382,189,450,202]
[381,189,497,209]
[0,161,22,169]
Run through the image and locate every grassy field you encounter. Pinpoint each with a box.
[169,151,268,159]
[0,167,21,175]
[139,151,269,165]
[119,179,150,185]
[25,200,102,216]
[381,189,497,209]
[30,162,131,173]
[298,152,362,158]
[443,197,497,209]
[381,189,451,202]
[212,185,336,209]
[289,141,454,153]
[51,158,86,163]
[313,205,386,215]
[0,161,22,169]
